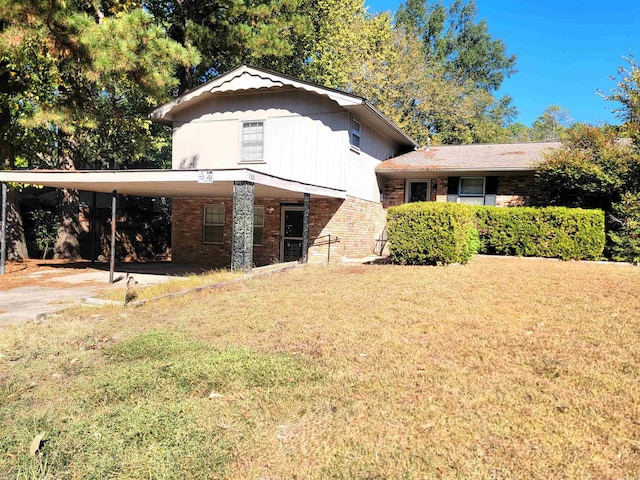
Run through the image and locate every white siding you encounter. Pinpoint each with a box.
[171,89,400,202]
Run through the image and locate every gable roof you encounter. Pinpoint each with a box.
[150,64,417,147]
[376,141,562,175]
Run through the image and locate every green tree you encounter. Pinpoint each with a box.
[0,0,197,258]
[600,55,640,144]
[505,122,532,143]
[537,124,635,209]
[391,0,518,143]
[303,0,517,145]
[530,105,572,142]
[536,124,640,261]
[396,0,517,91]
[144,0,315,94]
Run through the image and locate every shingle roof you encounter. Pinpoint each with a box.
[375,142,562,174]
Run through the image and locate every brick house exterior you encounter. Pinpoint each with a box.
[150,65,416,268]
[171,195,386,266]
[156,69,561,269]
[377,143,561,209]
[0,68,563,272]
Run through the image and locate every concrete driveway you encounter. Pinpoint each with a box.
[0,262,202,324]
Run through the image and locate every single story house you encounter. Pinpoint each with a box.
[378,141,561,209]
[0,65,561,272]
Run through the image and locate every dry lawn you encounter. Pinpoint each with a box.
[0,259,106,291]
[1,256,639,479]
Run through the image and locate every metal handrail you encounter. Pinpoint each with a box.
[311,234,339,263]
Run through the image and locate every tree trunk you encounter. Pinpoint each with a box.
[1,120,29,260]
[5,188,29,260]
[53,187,81,259]
[53,141,81,259]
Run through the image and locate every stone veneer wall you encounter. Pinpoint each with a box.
[171,195,386,267]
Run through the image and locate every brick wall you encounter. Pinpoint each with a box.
[433,176,448,202]
[382,175,541,207]
[308,196,386,262]
[383,179,404,208]
[172,195,386,267]
[495,174,541,206]
[382,177,449,207]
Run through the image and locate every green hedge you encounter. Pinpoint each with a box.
[474,206,605,260]
[386,202,478,265]
[386,203,605,265]
[608,192,640,264]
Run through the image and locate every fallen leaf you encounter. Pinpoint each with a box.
[29,431,46,457]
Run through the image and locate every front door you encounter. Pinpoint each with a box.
[280,206,304,262]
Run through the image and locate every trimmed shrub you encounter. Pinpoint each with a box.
[387,202,478,265]
[475,206,605,260]
[608,192,640,264]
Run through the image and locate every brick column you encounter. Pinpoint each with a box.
[231,181,254,272]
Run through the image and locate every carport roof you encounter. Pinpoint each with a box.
[0,168,347,199]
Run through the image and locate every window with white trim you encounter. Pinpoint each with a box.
[405,179,431,203]
[350,117,361,150]
[241,121,264,162]
[458,177,485,205]
[253,206,264,246]
[203,204,224,244]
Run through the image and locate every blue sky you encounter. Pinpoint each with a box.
[365,0,640,126]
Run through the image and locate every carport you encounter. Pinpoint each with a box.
[0,168,346,280]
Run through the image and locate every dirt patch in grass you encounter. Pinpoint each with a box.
[1,257,639,478]
[0,259,107,290]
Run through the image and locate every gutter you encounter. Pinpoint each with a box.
[375,166,535,174]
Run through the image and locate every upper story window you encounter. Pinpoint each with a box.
[241,121,264,162]
[458,177,485,206]
[350,117,361,151]
[203,204,225,244]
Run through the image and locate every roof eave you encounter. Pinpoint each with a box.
[376,166,535,175]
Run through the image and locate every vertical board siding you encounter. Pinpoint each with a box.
[171,89,402,203]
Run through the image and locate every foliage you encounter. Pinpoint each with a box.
[608,192,640,264]
[0,2,197,168]
[600,55,640,144]
[536,124,640,210]
[303,0,518,145]
[395,0,516,91]
[474,206,605,260]
[25,207,58,259]
[386,201,478,265]
[530,105,572,141]
[145,0,314,94]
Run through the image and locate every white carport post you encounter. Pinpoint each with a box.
[1,182,7,275]
[109,190,117,283]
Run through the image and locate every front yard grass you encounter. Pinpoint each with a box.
[1,256,639,479]
[96,269,242,303]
